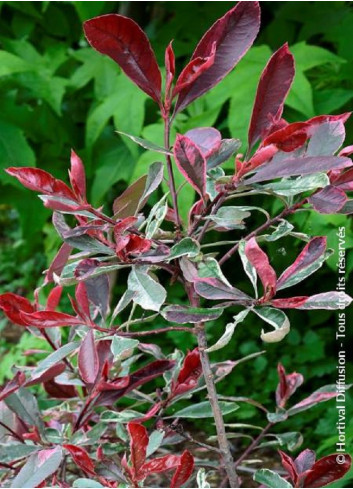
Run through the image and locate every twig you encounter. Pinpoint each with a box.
[234,422,273,468]
[113,326,195,337]
[0,420,24,443]
[164,116,182,232]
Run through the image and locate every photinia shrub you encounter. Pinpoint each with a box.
[0,2,352,488]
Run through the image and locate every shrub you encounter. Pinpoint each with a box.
[0,2,352,487]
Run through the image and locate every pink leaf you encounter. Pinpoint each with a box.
[174,134,207,197]
[270,297,309,309]
[46,286,63,311]
[248,43,295,149]
[277,237,327,290]
[303,454,352,488]
[20,311,83,328]
[173,42,216,97]
[332,167,353,191]
[184,127,222,158]
[308,186,347,214]
[170,450,195,488]
[63,444,96,477]
[0,293,35,326]
[142,454,180,476]
[0,372,26,402]
[175,1,260,112]
[84,14,161,104]
[127,422,149,479]
[69,150,86,202]
[6,167,75,200]
[245,238,277,300]
[78,330,99,384]
[276,363,304,408]
[165,41,175,97]
[279,451,298,485]
[288,386,338,416]
[294,449,316,475]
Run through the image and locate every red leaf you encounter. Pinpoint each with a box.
[127,422,148,479]
[275,363,304,408]
[174,134,207,197]
[248,43,295,149]
[279,450,298,485]
[308,185,347,214]
[63,444,96,477]
[270,297,309,309]
[165,41,175,98]
[184,127,221,158]
[277,237,327,290]
[171,348,202,397]
[119,234,152,260]
[306,112,351,127]
[244,238,277,300]
[44,379,78,399]
[45,243,72,284]
[303,454,352,488]
[294,449,316,475]
[288,388,337,415]
[0,372,26,402]
[142,454,180,476]
[6,167,75,200]
[238,144,278,178]
[74,282,91,322]
[173,42,216,97]
[26,362,66,387]
[78,330,99,384]
[46,286,63,311]
[175,1,260,112]
[69,150,86,202]
[170,450,194,488]
[0,293,35,326]
[332,167,353,191]
[84,14,161,104]
[263,122,309,152]
[20,311,83,328]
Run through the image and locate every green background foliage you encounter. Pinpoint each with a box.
[0,2,352,485]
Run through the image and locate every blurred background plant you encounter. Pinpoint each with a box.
[0,2,352,486]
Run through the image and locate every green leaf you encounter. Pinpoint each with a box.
[0,444,38,463]
[198,257,232,287]
[145,195,168,239]
[207,207,251,229]
[253,469,293,488]
[167,238,200,261]
[32,341,80,378]
[73,479,104,488]
[286,70,314,117]
[146,430,164,457]
[291,42,345,71]
[253,308,290,343]
[161,305,224,324]
[261,173,330,197]
[73,1,105,21]
[297,292,352,310]
[117,131,172,155]
[263,220,294,242]
[128,266,166,312]
[5,389,44,434]
[0,120,35,186]
[10,447,63,489]
[238,240,258,298]
[171,401,238,419]
[111,336,139,360]
[139,161,164,207]
[100,409,142,423]
[206,310,249,352]
[0,51,31,77]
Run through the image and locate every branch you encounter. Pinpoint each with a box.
[234,422,273,468]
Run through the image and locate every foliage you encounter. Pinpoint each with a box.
[0,2,353,488]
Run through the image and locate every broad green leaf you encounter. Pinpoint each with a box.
[198,257,232,287]
[253,469,293,488]
[0,444,38,463]
[314,88,353,114]
[111,290,134,323]
[146,430,164,457]
[73,2,105,21]
[207,206,250,229]
[0,51,31,77]
[207,310,249,352]
[171,401,238,418]
[73,479,104,488]
[161,305,224,324]
[0,120,35,186]
[267,408,288,424]
[167,238,200,261]
[128,266,166,312]
[5,389,44,434]
[260,173,330,197]
[291,42,345,71]
[11,447,62,489]
[253,308,290,343]
[145,195,168,239]
[238,240,258,298]
[286,70,314,117]
[111,336,139,360]
[32,341,80,378]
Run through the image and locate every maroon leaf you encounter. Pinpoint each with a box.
[84,14,161,104]
[44,379,78,399]
[69,150,86,202]
[26,362,66,387]
[171,348,202,397]
[185,127,222,158]
[142,454,180,476]
[46,286,63,311]
[248,43,295,149]
[170,450,194,488]
[113,176,147,217]
[270,297,309,309]
[20,311,83,328]
[245,238,276,300]
[0,372,26,402]
[263,122,309,152]
[165,41,175,98]
[307,112,351,126]
[0,293,35,326]
[173,42,216,97]
[279,450,298,485]
[238,144,278,178]
[276,363,304,408]
[74,282,92,322]
[78,330,99,384]
[245,156,351,184]
[332,167,353,191]
[194,278,250,301]
[308,185,347,214]
[175,1,260,112]
[75,259,110,317]
[174,134,207,197]
[294,449,316,474]
[277,237,327,290]
[63,444,96,477]
[45,243,72,284]
[127,422,148,479]
[303,454,352,488]
[6,167,75,200]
